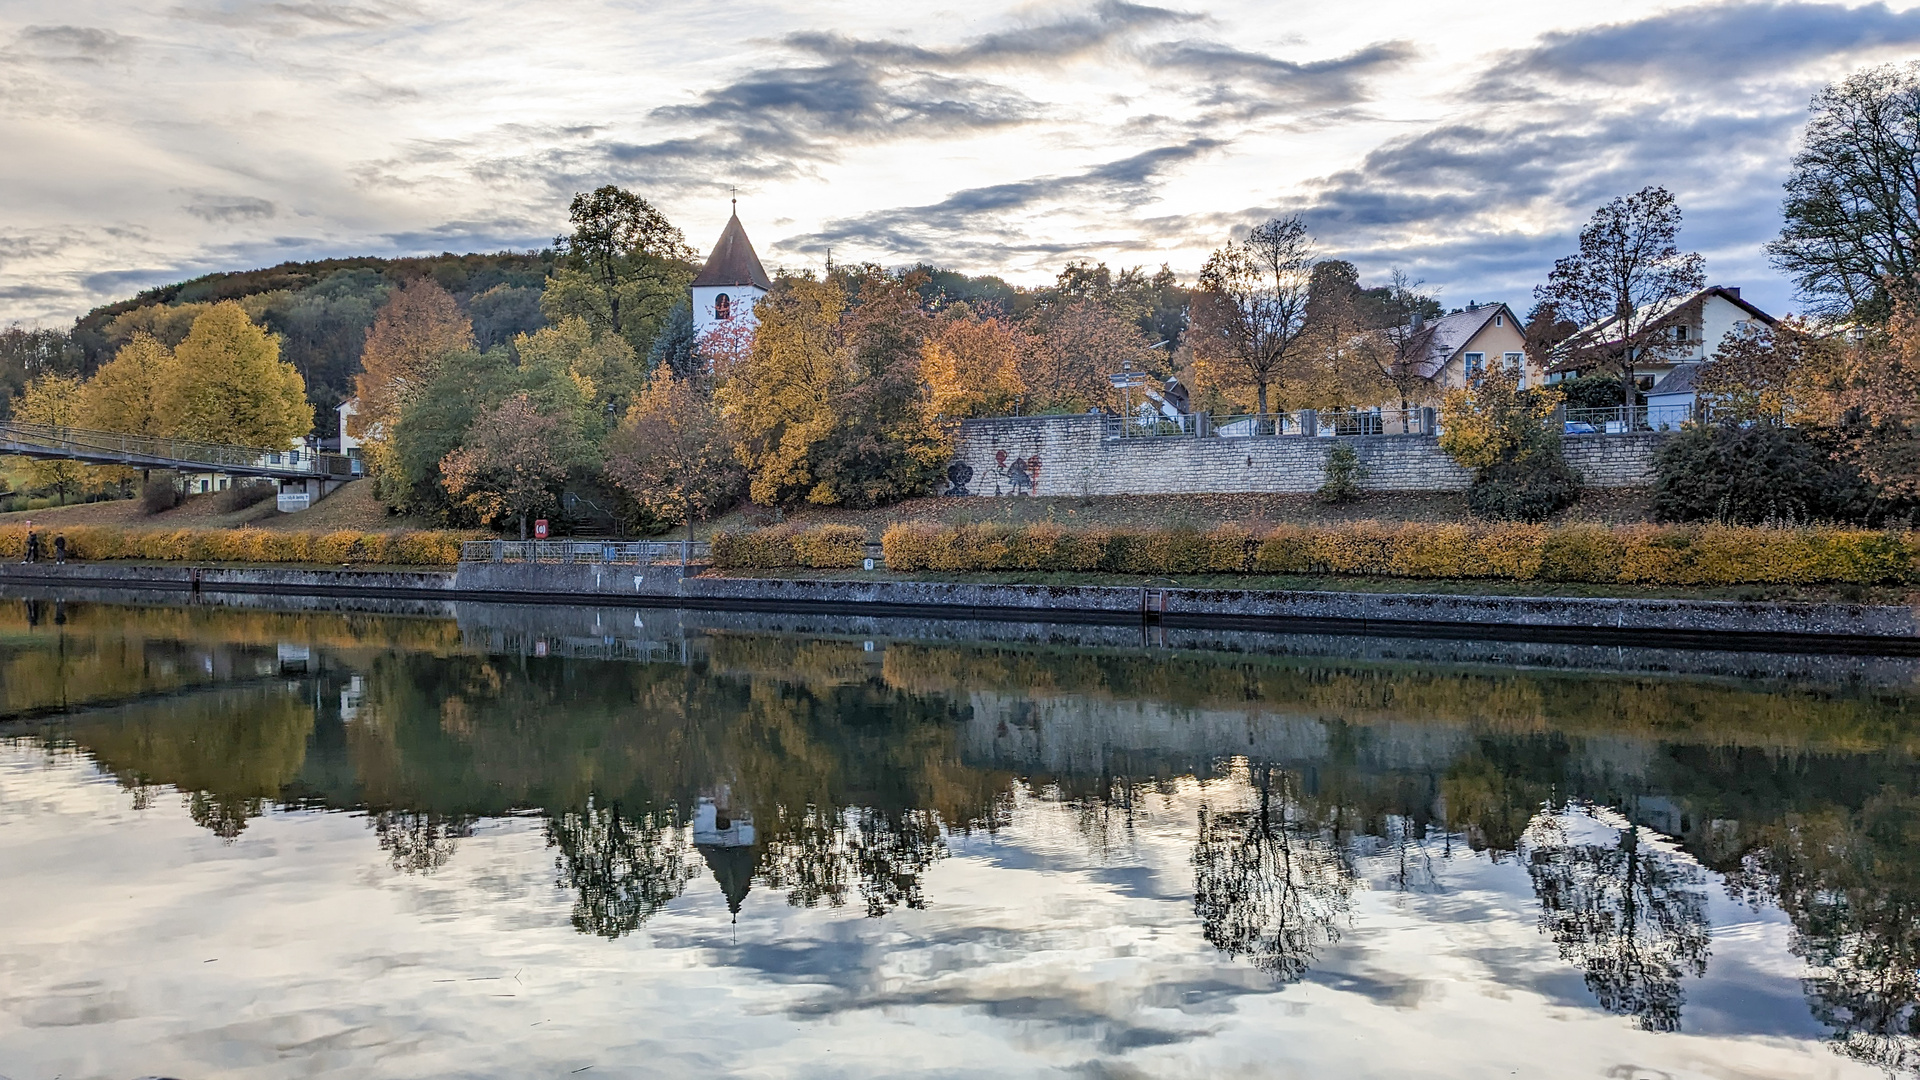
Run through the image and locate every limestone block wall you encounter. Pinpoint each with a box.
[945,415,1662,496]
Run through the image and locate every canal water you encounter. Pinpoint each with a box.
[2,595,1917,1079]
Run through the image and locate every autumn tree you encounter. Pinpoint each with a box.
[1439,366,1580,520]
[604,367,743,537]
[440,391,578,538]
[1692,318,1844,424]
[1770,62,1920,322]
[1364,270,1445,410]
[1536,187,1706,410]
[513,315,642,420]
[158,302,312,447]
[1191,216,1315,420]
[79,333,171,435]
[1802,302,1920,502]
[1032,300,1153,413]
[352,278,473,443]
[10,373,86,502]
[922,306,1030,419]
[810,269,948,507]
[545,186,695,356]
[717,276,847,506]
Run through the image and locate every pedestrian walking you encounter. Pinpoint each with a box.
[54,534,67,564]
[24,529,39,564]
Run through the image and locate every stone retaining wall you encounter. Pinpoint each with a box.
[944,414,1664,496]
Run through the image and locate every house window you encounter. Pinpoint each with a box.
[1671,324,1688,342]
[1494,313,1504,326]
[714,293,731,321]
[1464,352,1485,379]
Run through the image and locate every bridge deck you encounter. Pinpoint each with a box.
[0,421,358,481]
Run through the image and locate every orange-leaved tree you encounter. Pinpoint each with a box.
[604,367,742,538]
[440,391,577,539]
[353,279,472,452]
[922,305,1030,419]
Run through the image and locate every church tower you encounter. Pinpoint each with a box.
[690,201,771,337]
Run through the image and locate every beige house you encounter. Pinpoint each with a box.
[1381,302,1532,406]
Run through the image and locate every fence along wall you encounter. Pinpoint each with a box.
[944,415,1662,497]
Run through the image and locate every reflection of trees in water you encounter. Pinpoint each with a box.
[1724,796,1920,1074]
[372,811,475,874]
[1522,806,1711,1032]
[188,792,263,839]
[758,807,947,918]
[547,799,696,939]
[1192,764,1356,981]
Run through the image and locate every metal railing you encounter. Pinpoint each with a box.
[1110,407,1440,439]
[1562,404,1694,433]
[0,420,360,477]
[459,540,711,564]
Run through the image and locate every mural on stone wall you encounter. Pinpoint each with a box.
[943,449,1042,496]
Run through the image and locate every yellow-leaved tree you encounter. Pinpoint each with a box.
[513,316,641,419]
[80,332,172,434]
[922,306,1029,419]
[12,373,87,501]
[716,277,850,506]
[159,302,312,447]
[1438,367,1580,520]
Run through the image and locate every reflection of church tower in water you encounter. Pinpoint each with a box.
[690,200,772,338]
[692,788,757,919]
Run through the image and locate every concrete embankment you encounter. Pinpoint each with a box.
[1,562,1915,652]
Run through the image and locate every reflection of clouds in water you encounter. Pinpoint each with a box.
[0,748,1895,1080]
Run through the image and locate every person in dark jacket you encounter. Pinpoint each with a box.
[53,534,66,564]
[24,529,39,564]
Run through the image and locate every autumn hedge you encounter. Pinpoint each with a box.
[0,526,465,566]
[709,524,867,569]
[833,521,1920,587]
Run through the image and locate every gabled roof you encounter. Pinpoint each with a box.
[1566,286,1777,349]
[1648,362,1708,399]
[1397,303,1520,379]
[691,213,772,290]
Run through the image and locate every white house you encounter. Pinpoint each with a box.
[1551,286,1777,392]
[690,203,772,337]
[337,398,362,455]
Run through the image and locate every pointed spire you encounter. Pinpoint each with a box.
[691,202,771,290]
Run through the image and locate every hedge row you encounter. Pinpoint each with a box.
[874,520,1920,586]
[0,525,465,566]
[710,524,867,569]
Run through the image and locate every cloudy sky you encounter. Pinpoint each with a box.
[3,0,1918,327]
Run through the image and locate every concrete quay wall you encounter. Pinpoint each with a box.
[2,562,1913,646]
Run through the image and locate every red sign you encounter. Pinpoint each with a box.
[533,519,550,539]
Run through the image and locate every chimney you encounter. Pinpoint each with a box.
[1410,312,1424,331]
[1725,287,1740,299]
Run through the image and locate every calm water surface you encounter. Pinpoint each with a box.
[2,596,1918,1079]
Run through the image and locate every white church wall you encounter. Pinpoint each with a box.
[691,283,765,336]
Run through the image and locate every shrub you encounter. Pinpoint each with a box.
[1467,457,1583,522]
[216,481,278,513]
[141,479,182,516]
[0,525,464,565]
[1652,422,1875,525]
[1318,443,1367,504]
[791,524,867,568]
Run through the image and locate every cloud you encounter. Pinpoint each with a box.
[783,2,1200,69]
[182,194,277,223]
[1144,39,1417,110]
[9,24,135,61]
[786,139,1224,262]
[1479,1,1920,93]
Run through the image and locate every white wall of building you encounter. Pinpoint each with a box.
[691,283,765,337]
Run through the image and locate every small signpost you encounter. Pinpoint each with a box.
[1107,367,1148,421]
[533,519,550,540]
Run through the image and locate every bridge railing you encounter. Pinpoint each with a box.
[0,421,358,476]
[460,540,711,564]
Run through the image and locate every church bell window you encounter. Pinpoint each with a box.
[715,293,731,321]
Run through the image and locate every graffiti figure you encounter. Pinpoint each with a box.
[945,462,974,497]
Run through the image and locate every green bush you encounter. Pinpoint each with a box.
[1468,457,1584,522]
[1318,443,1367,504]
[1653,422,1875,525]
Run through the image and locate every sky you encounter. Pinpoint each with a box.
[3,0,1919,328]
